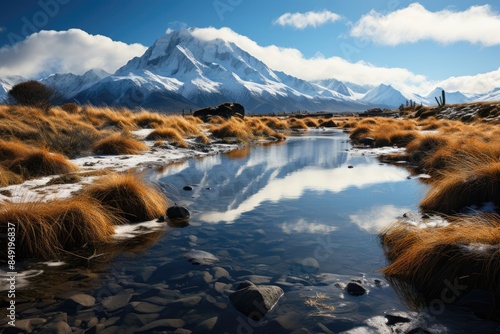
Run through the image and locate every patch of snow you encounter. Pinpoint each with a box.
[113,219,165,239]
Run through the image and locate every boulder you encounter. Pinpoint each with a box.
[166,206,191,219]
[346,282,366,296]
[229,281,284,321]
[193,102,245,122]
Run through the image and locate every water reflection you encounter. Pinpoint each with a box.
[280,218,338,234]
[200,163,409,223]
[349,204,412,234]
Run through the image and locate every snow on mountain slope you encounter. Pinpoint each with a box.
[425,87,471,105]
[40,69,110,100]
[478,88,500,102]
[76,28,368,113]
[0,76,26,102]
[361,84,407,108]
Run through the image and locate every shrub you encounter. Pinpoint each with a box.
[83,173,168,223]
[92,133,148,155]
[8,81,55,110]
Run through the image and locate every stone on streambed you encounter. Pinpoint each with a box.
[102,292,134,312]
[135,319,185,333]
[183,250,219,265]
[346,282,367,296]
[63,294,96,309]
[167,206,191,219]
[229,281,284,321]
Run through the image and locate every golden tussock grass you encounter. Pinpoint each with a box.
[319,119,337,128]
[210,119,253,142]
[380,213,500,310]
[83,173,168,223]
[301,117,320,128]
[146,127,187,147]
[0,140,33,161]
[261,117,289,130]
[388,130,421,148]
[195,134,211,145]
[349,125,372,141]
[0,165,24,187]
[288,118,309,130]
[7,149,78,178]
[420,156,500,214]
[92,133,149,155]
[165,115,201,137]
[0,198,117,260]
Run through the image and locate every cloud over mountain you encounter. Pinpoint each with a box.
[273,10,341,29]
[351,3,500,46]
[0,29,147,78]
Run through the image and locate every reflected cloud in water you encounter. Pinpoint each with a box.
[199,164,409,223]
[349,204,412,234]
[280,218,338,234]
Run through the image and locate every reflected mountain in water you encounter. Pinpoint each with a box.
[156,131,411,224]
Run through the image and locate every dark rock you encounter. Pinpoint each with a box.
[346,282,366,296]
[229,281,284,321]
[64,294,96,308]
[132,302,165,314]
[193,102,245,122]
[167,206,191,219]
[193,316,218,333]
[362,137,375,146]
[348,165,354,169]
[183,250,219,265]
[39,321,72,334]
[135,319,185,333]
[168,295,203,309]
[102,292,133,312]
[183,186,193,191]
[385,314,411,326]
[406,328,432,334]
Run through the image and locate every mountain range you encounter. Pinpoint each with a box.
[1,28,499,113]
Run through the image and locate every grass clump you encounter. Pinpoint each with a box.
[0,198,117,260]
[92,133,148,155]
[146,127,187,147]
[83,173,168,223]
[380,213,500,312]
[7,149,78,179]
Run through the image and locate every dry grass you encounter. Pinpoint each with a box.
[92,133,149,155]
[83,173,168,223]
[0,198,117,259]
[146,127,187,147]
[319,119,337,128]
[380,213,500,311]
[210,118,253,142]
[0,165,24,187]
[288,118,309,130]
[420,156,500,214]
[261,117,289,130]
[7,149,78,178]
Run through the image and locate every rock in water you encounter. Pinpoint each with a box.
[166,206,190,219]
[229,281,284,321]
[183,250,219,265]
[346,282,366,296]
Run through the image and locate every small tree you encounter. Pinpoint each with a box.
[8,81,55,110]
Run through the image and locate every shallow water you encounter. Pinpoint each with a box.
[4,130,500,333]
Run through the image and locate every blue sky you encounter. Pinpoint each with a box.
[1,0,499,94]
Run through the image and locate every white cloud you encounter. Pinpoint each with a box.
[437,67,500,94]
[351,3,500,46]
[0,29,147,78]
[273,10,341,29]
[191,27,427,88]
[281,218,337,234]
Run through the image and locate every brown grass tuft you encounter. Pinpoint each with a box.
[380,213,500,311]
[83,173,168,223]
[210,119,253,142]
[146,127,187,147]
[0,198,117,259]
[92,133,148,155]
[8,149,78,178]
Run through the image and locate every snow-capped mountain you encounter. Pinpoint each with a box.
[478,88,500,102]
[361,84,407,108]
[40,69,110,101]
[74,29,369,113]
[425,87,470,105]
[0,76,27,102]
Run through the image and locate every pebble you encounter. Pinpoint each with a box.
[183,250,219,265]
[102,292,133,312]
[135,319,185,333]
[193,316,218,333]
[65,294,96,308]
[211,267,230,280]
[132,302,165,314]
[346,282,367,296]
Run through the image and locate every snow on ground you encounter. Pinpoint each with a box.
[0,132,240,204]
